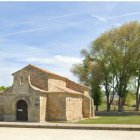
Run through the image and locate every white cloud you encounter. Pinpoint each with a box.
[0,64,18,86]
[91,14,106,22]
[91,11,140,23]
[0,20,84,37]
[0,27,49,37]
[46,12,83,21]
[0,11,87,37]
[22,55,82,66]
[108,11,140,19]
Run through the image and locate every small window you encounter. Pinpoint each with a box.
[20,75,24,85]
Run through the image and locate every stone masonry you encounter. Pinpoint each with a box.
[0,64,94,122]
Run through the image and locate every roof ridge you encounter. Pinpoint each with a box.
[27,64,89,89]
[16,64,67,81]
[28,64,67,78]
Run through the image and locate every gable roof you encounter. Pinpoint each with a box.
[12,64,66,80]
[12,64,89,90]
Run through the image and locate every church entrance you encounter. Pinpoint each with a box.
[16,100,28,121]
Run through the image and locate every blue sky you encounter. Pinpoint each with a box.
[1,1,140,86]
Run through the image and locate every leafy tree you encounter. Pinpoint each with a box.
[71,21,140,112]
[0,86,8,91]
[71,52,103,111]
[71,49,92,86]
[92,54,116,111]
[90,21,140,112]
[91,85,103,111]
[125,92,135,107]
[90,62,103,111]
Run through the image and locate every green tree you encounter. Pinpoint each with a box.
[90,62,103,111]
[91,86,103,111]
[0,86,8,91]
[71,21,140,112]
[71,49,92,86]
[71,52,103,111]
[90,21,140,112]
[125,92,135,107]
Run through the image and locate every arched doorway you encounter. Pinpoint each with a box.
[16,100,28,121]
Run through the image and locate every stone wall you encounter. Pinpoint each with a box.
[40,95,47,122]
[48,78,66,91]
[27,93,40,122]
[46,92,93,121]
[47,93,66,121]
[0,94,4,121]
[12,71,30,94]
[82,96,94,118]
[3,93,40,122]
[16,65,48,91]
[66,97,83,120]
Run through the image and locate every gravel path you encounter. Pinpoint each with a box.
[0,127,140,140]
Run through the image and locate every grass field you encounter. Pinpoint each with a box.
[77,116,140,124]
[98,104,135,111]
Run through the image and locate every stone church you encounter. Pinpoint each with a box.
[0,64,94,122]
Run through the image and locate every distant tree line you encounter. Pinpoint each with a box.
[0,86,9,91]
[71,21,140,112]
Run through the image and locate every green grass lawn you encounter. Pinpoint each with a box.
[98,104,135,111]
[77,116,140,125]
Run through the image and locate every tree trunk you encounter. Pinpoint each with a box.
[107,104,111,112]
[136,94,140,111]
[96,105,98,111]
[118,97,123,112]
[136,72,140,111]
[118,97,121,112]
[106,96,110,112]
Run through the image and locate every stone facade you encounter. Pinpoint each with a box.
[0,64,94,122]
